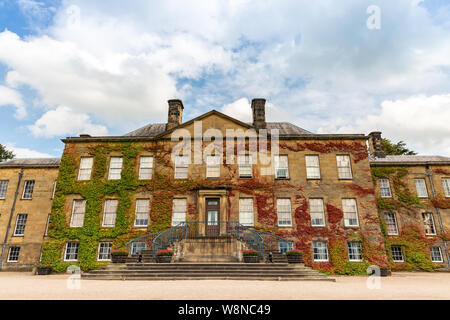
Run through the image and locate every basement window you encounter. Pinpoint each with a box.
[7,247,20,262]
[391,246,404,262]
[430,246,443,263]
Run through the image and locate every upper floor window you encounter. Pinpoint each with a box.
[274,155,289,179]
[342,198,359,227]
[239,198,254,226]
[70,200,86,227]
[309,198,325,227]
[238,155,252,178]
[422,212,436,235]
[0,180,9,199]
[347,242,362,261]
[102,199,118,227]
[277,198,292,226]
[64,242,79,261]
[172,198,186,226]
[13,214,28,236]
[134,199,149,227]
[78,157,93,180]
[384,212,398,235]
[7,247,20,262]
[391,245,404,262]
[430,246,443,263]
[414,178,428,198]
[138,156,153,180]
[442,178,450,197]
[313,241,329,262]
[336,155,352,179]
[22,180,35,199]
[206,155,221,178]
[305,155,321,179]
[174,155,189,179]
[108,157,123,180]
[379,178,392,198]
[97,242,112,261]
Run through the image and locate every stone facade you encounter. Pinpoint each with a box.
[0,159,60,270]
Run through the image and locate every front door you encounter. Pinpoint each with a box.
[205,198,220,237]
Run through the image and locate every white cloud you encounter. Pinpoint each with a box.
[28,105,108,137]
[0,85,26,118]
[5,143,54,158]
[220,98,252,122]
[331,94,450,156]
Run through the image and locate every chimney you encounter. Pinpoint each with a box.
[166,99,184,130]
[368,131,386,158]
[251,98,267,129]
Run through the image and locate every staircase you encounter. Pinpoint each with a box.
[82,262,334,281]
[264,251,288,263]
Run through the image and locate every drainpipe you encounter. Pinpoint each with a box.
[426,165,450,268]
[0,170,23,270]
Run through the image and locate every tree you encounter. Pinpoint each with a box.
[381,138,417,156]
[0,144,15,162]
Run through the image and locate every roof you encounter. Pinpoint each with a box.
[0,158,61,168]
[124,123,167,137]
[370,155,450,166]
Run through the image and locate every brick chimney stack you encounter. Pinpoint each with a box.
[368,131,386,158]
[251,98,267,130]
[166,99,184,130]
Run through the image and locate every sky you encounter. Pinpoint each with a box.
[0,0,450,158]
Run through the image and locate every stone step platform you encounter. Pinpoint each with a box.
[82,263,334,281]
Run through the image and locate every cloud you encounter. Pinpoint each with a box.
[330,94,450,156]
[5,143,54,158]
[220,98,252,122]
[0,85,26,118]
[28,105,108,137]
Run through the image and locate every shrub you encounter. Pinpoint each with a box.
[156,249,174,256]
[243,249,259,256]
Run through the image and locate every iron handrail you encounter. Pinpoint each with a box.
[252,230,293,253]
[125,231,162,254]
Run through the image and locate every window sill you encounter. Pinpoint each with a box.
[277,225,292,228]
[393,260,404,263]
[275,177,290,180]
[12,235,24,237]
[338,178,353,181]
[425,234,437,236]
[133,226,148,228]
[313,260,329,263]
[306,178,321,181]
[6,261,18,263]
[311,225,326,228]
[239,176,253,179]
[20,198,33,200]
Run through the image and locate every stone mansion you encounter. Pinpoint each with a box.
[0,98,449,274]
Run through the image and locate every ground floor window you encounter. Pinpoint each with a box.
[64,242,79,261]
[131,242,146,255]
[279,241,293,253]
[347,242,362,261]
[7,247,20,262]
[391,245,404,262]
[313,241,329,262]
[97,242,112,261]
[430,246,443,263]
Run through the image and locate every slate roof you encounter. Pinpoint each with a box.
[124,121,312,137]
[0,158,61,168]
[370,155,450,165]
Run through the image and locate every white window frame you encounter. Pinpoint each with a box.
[174,155,189,179]
[305,155,321,179]
[172,198,187,226]
[51,181,57,199]
[379,178,392,198]
[342,198,359,227]
[313,241,329,262]
[108,157,123,180]
[347,242,362,262]
[238,155,253,178]
[274,155,289,179]
[97,242,113,261]
[391,245,404,262]
[442,178,450,198]
[134,199,150,227]
[7,247,20,263]
[277,198,292,227]
[64,242,79,261]
[70,199,86,228]
[21,180,35,199]
[102,199,118,227]
[44,214,50,236]
[239,198,254,227]
[206,155,221,178]
[13,214,27,236]
[0,180,9,199]
[414,178,428,198]
[384,212,398,235]
[430,246,443,263]
[138,156,153,180]
[422,212,436,235]
[131,242,146,255]
[309,199,325,227]
[336,155,352,179]
[78,157,93,180]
